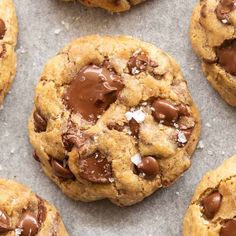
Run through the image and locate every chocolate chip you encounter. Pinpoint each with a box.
[152,99,179,125]
[129,118,139,137]
[51,159,74,179]
[62,121,78,152]
[0,44,6,58]
[63,65,124,122]
[0,19,6,40]
[33,152,40,162]
[62,121,88,152]
[37,197,47,225]
[102,58,116,73]
[201,4,207,18]
[33,110,47,133]
[127,51,149,75]
[78,152,112,183]
[177,104,190,116]
[220,218,236,236]
[202,191,222,219]
[0,210,12,233]
[107,123,124,132]
[16,211,39,236]
[216,39,236,75]
[136,156,160,178]
[216,0,236,23]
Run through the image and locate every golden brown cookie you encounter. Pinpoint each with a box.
[183,155,236,236]
[63,0,145,12]
[190,0,236,106]
[0,0,18,105]
[28,35,201,206]
[0,179,68,236]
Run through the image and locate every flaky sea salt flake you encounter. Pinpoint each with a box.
[178,131,187,144]
[197,140,204,149]
[132,110,146,123]
[15,229,23,235]
[131,153,142,166]
[222,19,228,24]
[108,177,115,183]
[125,111,133,121]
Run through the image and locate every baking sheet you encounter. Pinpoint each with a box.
[1,0,235,235]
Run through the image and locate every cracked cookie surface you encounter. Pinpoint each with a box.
[0,179,68,236]
[0,0,17,105]
[190,0,236,106]
[63,0,145,12]
[28,35,201,206]
[183,155,236,236]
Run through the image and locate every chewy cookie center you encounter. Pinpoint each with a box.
[63,64,124,122]
[0,19,6,40]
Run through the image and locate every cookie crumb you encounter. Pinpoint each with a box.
[208,150,213,155]
[205,122,211,128]
[16,46,26,54]
[54,28,62,35]
[61,20,70,30]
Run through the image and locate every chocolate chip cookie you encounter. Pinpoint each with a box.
[0,179,68,236]
[28,35,201,206]
[0,0,18,105]
[183,155,236,236]
[190,0,236,106]
[63,0,145,12]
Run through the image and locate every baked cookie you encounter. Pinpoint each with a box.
[63,0,145,12]
[190,0,236,106]
[28,35,201,206]
[183,155,236,236]
[0,179,68,236]
[0,0,18,105]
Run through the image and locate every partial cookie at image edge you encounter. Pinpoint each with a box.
[0,179,68,236]
[0,0,18,105]
[189,1,236,107]
[183,154,236,236]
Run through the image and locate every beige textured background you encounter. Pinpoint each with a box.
[0,0,235,235]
